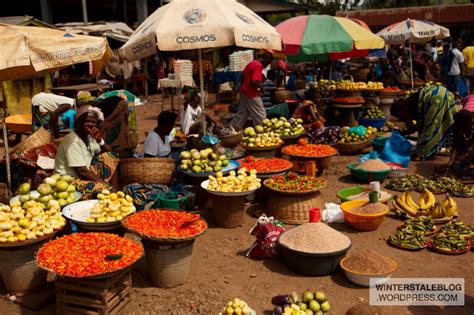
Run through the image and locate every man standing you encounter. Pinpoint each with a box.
[231,52,273,128]
[447,41,465,95]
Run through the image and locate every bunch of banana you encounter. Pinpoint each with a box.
[392,190,457,219]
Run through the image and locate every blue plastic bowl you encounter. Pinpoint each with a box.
[359,117,386,129]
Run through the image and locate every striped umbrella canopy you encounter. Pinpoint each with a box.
[377,19,450,45]
[276,15,385,62]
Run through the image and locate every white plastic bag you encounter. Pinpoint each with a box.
[322,203,345,223]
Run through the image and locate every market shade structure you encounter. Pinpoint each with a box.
[377,19,450,88]
[275,15,385,62]
[0,23,113,188]
[119,0,282,109]
[0,23,113,81]
[376,19,450,45]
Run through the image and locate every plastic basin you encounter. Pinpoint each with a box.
[340,200,389,231]
[358,117,386,129]
[347,163,390,183]
[336,186,366,203]
[340,256,397,287]
[371,137,388,154]
[277,234,351,276]
[153,192,187,210]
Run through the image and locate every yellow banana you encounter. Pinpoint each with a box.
[443,194,457,217]
[395,196,418,217]
[429,204,440,218]
[420,189,435,210]
[392,198,407,215]
[405,191,420,211]
[441,195,450,209]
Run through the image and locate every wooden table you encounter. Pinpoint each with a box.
[50,83,111,96]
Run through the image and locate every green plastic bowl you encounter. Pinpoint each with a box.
[347,163,390,183]
[337,186,366,203]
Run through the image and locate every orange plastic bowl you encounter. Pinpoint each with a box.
[340,200,389,231]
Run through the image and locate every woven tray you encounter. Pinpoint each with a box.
[122,209,208,244]
[263,178,327,196]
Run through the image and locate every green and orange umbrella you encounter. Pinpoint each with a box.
[276,15,385,62]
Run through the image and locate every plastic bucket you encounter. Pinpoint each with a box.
[153,192,187,210]
[143,240,194,288]
[180,185,197,211]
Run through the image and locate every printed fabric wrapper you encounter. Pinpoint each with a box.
[246,214,285,259]
[122,183,170,210]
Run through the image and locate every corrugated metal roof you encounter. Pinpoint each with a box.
[55,21,133,42]
[337,4,474,27]
[0,15,54,28]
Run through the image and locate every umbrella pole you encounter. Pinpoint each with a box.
[1,109,11,190]
[409,39,414,90]
[198,48,206,134]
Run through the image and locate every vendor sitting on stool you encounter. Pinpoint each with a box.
[144,111,178,158]
[292,89,326,129]
[54,106,111,182]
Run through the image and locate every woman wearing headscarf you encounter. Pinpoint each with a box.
[54,106,117,197]
[391,85,457,160]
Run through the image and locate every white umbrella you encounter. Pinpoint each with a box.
[119,0,282,110]
[377,19,450,88]
[0,23,112,189]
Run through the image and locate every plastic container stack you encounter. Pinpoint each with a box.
[229,50,254,71]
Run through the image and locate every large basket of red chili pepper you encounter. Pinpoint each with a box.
[237,156,293,175]
[123,209,208,244]
[282,140,337,159]
[264,172,327,196]
[36,233,143,279]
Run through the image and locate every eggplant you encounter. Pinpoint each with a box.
[274,306,283,315]
[271,295,292,306]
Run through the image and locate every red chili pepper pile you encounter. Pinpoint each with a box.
[265,172,326,192]
[238,157,292,173]
[123,210,207,239]
[283,143,337,157]
[36,233,143,278]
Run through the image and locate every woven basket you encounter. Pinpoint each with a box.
[332,141,369,155]
[266,191,323,224]
[11,127,50,155]
[120,158,175,185]
[219,128,242,148]
[275,89,294,103]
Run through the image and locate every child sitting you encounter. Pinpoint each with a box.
[292,89,326,129]
[182,93,202,134]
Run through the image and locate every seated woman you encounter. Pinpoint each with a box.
[55,106,110,181]
[292,89,326,129]
[143,111,178,158]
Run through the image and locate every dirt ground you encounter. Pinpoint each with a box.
[0,94,473,314]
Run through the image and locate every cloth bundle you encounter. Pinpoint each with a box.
[246,214,285,259]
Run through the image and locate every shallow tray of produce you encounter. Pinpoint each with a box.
[397,222,438,236]
[0,226,65,248]
[178,160,240,178]
[427,240,471,255]
[200,180,260,197]
[62,200,136,227]
[387,238,427,251]
[404,214,455,225]
[282,144,337,159]
[123,209,208,244]
[10,191,82,204]
[237,157,293,175]
[263,177,326,196]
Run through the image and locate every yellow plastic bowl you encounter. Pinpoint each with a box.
[340,200,389,231]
